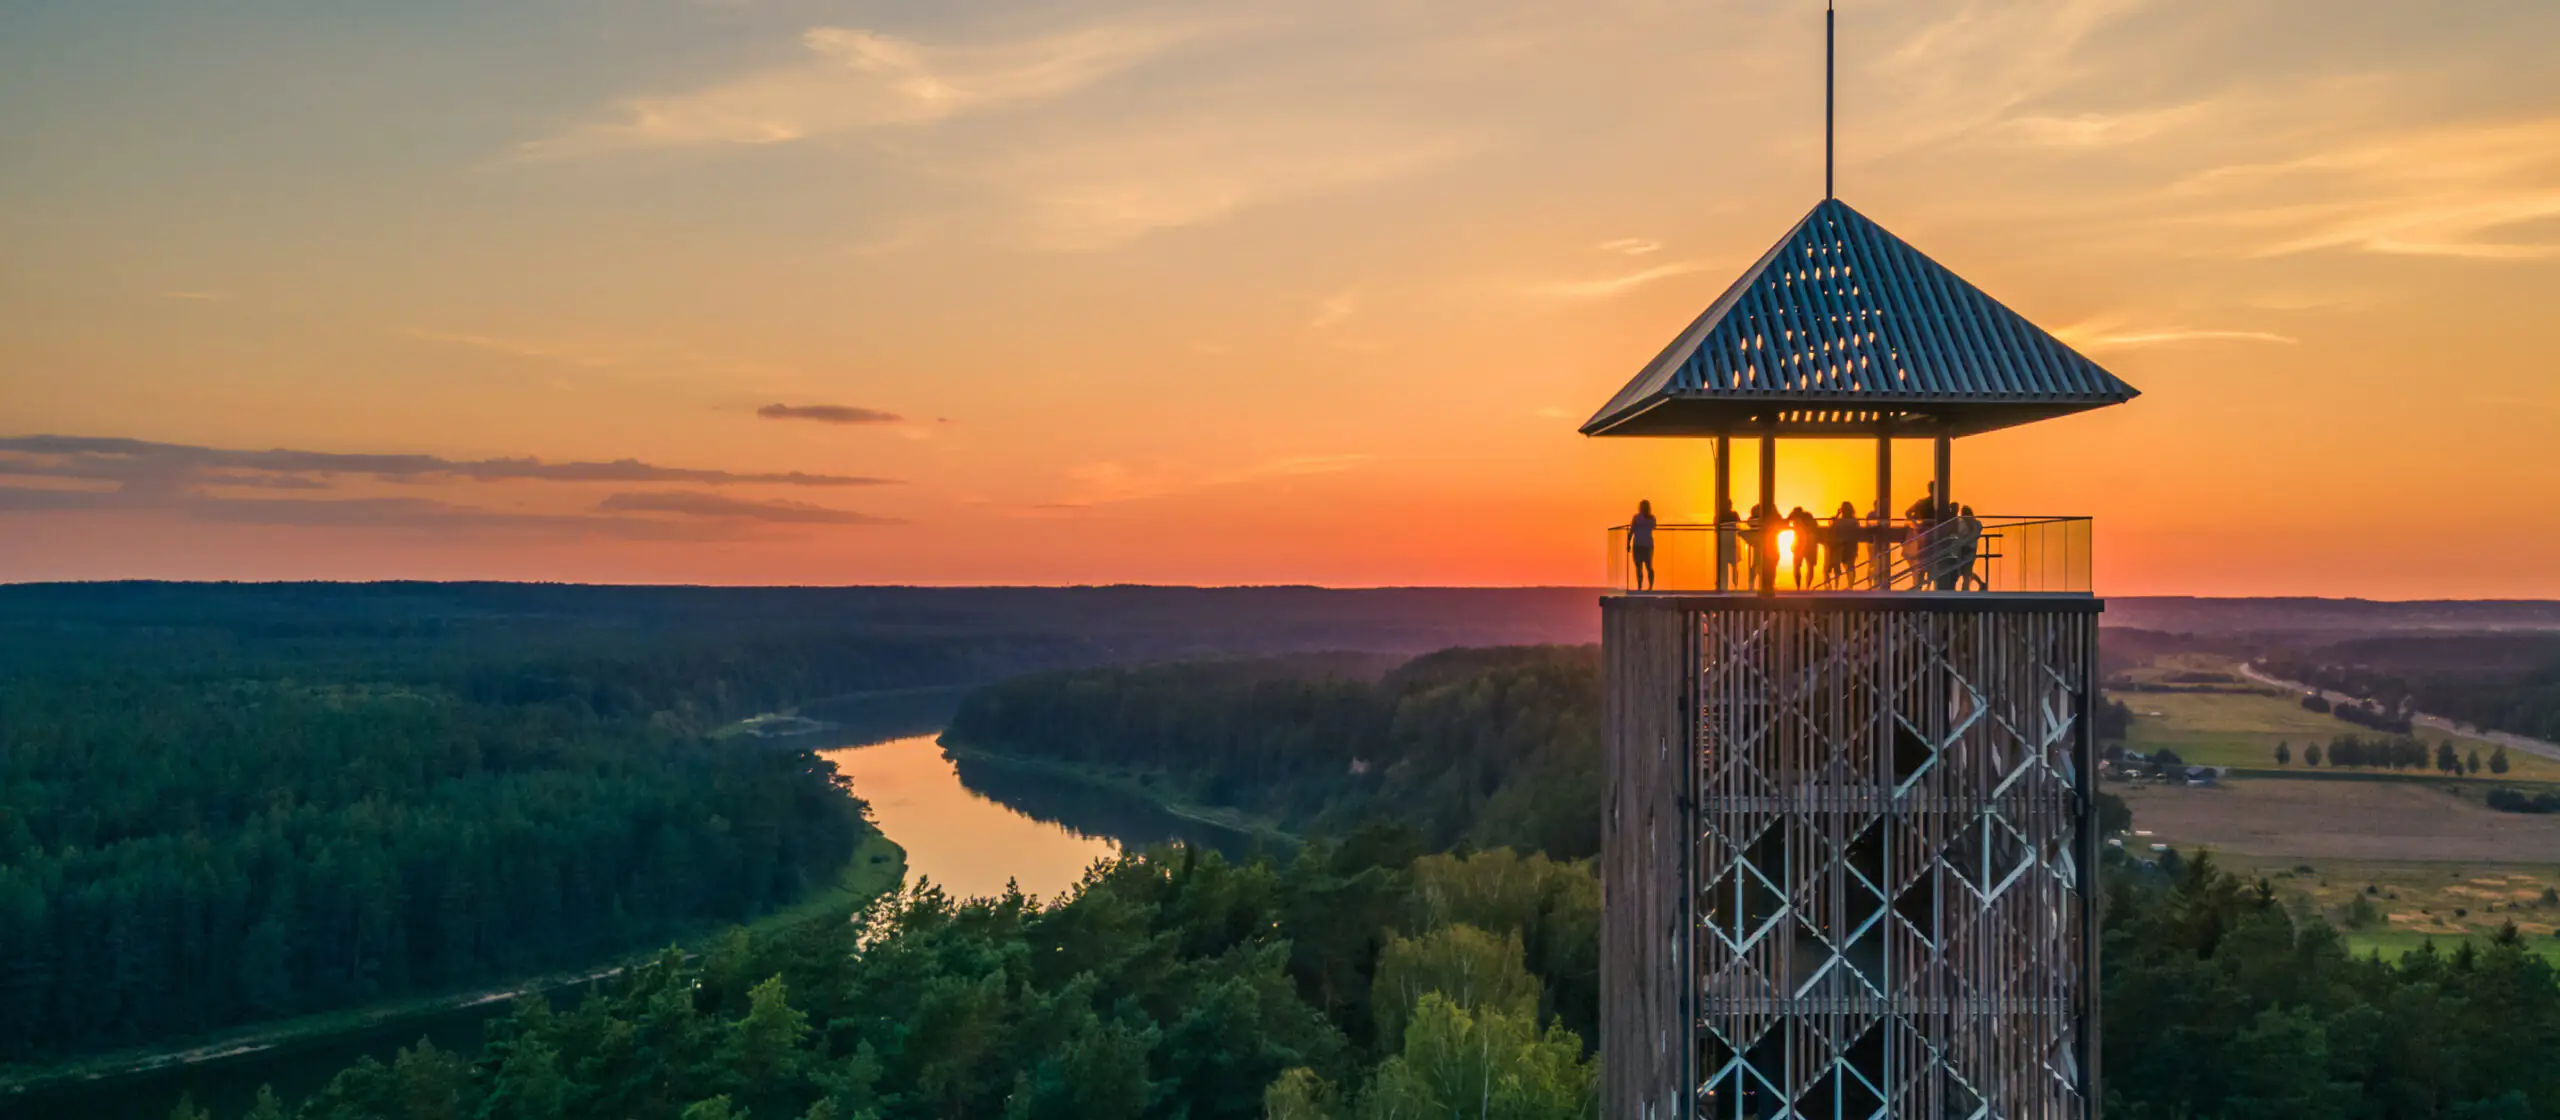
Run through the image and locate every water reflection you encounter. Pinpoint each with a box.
[823,736,1269,902]
[10,730,1253,1120]
[945,750,1270,865]
[823,736,1119,902]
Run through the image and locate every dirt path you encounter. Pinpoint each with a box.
[2239,662,2560,766]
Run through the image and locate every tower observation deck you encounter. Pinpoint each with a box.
[1583,22,2138,1118]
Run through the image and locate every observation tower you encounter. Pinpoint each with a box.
[1587,7,2139,1119]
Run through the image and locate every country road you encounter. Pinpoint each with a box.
[2239,662,2560,766]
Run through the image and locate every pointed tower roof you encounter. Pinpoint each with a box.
[1580,198,2138,438]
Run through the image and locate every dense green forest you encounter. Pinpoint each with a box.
[158,837,1600,1120]
[159,854,2560,1120]
[2267,634,2560,742]
[944,647,1602,858]
[2103,854,2560,1119]
[135,639,2560,1118]
[180,850,2560,1120]
[0,620,876,1059]
[0,583,1596,1066]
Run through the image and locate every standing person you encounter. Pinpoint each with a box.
[1787,505,1821,589]
[1827,501,1862,584]
[1955,505,1988,591]
[1628,500,1657,591]
[1908,482,1954,590]
[1715,502,1740,591]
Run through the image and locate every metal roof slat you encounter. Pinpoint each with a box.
[1945,272,2045,396]
[1804,208,1861,396]
[1966,273,2064,396]
[1860,211,1966,397]
[1782,218,1835,396]
[1830,206,1920,397]
[1584,199,2138,437]
[1905,232,1999,397]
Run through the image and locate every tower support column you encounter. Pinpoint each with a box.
[1758,428,1778,595]
[1874,432,1892,589]
[1714,434,1733,592]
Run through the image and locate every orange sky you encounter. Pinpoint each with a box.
[4,0,2558,596]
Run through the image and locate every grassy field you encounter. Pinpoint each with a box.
[2215,855,2560,963]
[2117,779,2560,863]
[2109,656,2559,779]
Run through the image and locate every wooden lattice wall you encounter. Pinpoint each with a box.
[1602,597,2102,1120]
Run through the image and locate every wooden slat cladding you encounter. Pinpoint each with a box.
[1602,601,1698,1119]
[1603,597,2101,1120]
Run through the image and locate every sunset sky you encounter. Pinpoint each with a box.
[5,0,2557,595]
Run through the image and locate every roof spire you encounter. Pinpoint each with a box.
[1825,0,1836,200]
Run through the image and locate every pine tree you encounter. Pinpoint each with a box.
[2470,749,2485,775]
[242,1086,289,1120]
[681,1098,740,1120]
[2305,742,2323,767]
[2275,742,2291,766]
[2493,746,2512,775]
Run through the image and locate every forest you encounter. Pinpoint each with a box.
[2267,634,2560,743]
[0,611,873,1059]
[152,834,1598,1120]
[943,647,1603,858]
[40,624,2560,1117]
[0,582,1596,1066]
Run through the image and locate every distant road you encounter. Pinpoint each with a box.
[2239,662,2560,766]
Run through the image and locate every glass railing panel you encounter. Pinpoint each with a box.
[1604,517,2092,595]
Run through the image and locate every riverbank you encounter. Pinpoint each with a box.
[940,744,1300,848]
[0,824,905,1103]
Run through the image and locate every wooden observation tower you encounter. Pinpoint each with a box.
[1585,7,2139,1118]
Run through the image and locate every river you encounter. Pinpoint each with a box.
[8,732,1258,1119]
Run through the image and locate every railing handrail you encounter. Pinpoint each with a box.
[1609,514,2091,531]
[1605,514,2093,595]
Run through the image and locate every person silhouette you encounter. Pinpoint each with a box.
[1628,499,1658,591]
[1787,505,1821,588]
[1955,504,1987,591]
[1715,502,1740,590]
[1827,500,1862,583]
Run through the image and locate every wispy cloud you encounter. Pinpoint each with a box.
[1530,260,1711,301]
[758,403,904,425]
[2051,322,2299,352]
[596,490,897,524]
[1867,0,2156,155]
[0,435,891,489]
[2176,117,2560,260]
[520,23,1200,159]
[1004,111,1477,251]
[1999,101,2212,149]
[0,436,904,539]
[0,485,737,540]
[1596,238,1660,256]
